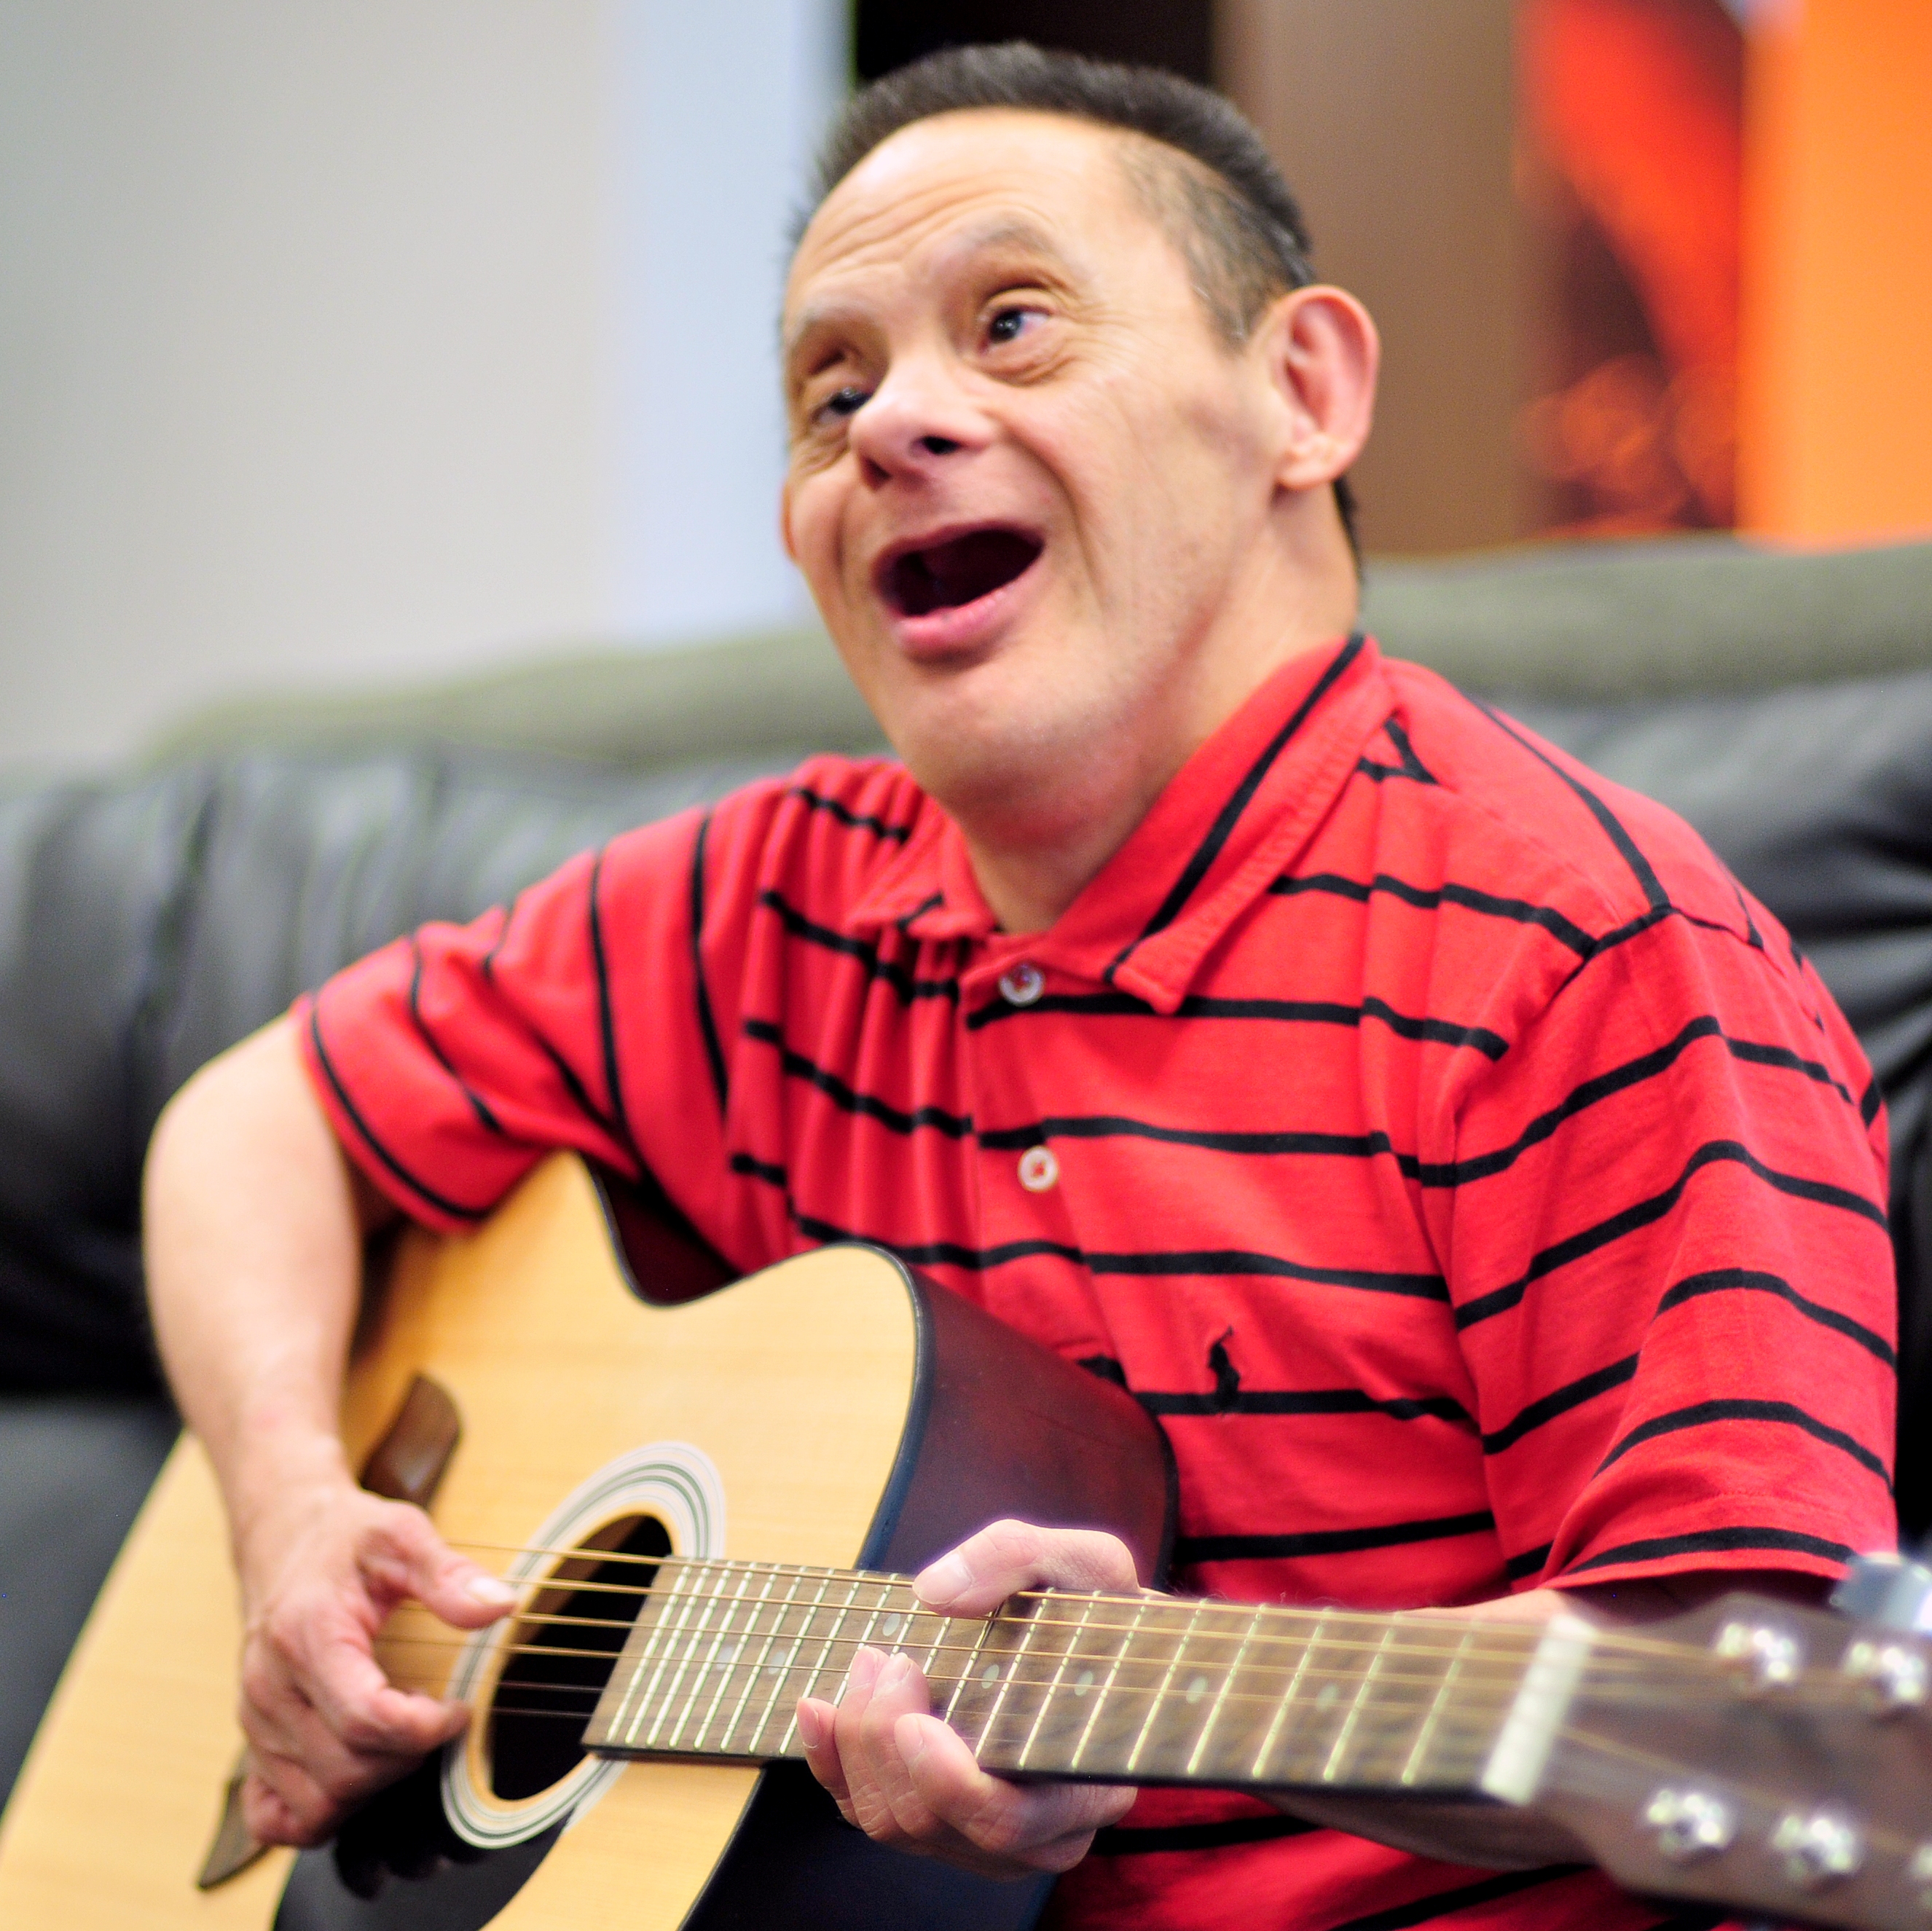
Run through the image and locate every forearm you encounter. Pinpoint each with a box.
[144,1015,394,1552]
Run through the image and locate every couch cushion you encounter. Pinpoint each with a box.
[0,749,796,1392]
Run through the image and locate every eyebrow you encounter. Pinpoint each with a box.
[781,214,1075,371]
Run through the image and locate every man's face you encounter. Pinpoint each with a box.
[780,110,1294,822]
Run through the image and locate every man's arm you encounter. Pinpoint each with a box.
[144,1016,514,1847]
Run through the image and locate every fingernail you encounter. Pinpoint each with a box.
[796,1701,823,1749]
[466,1573,517,1607]
[895,1712,929,1769]
[914,1552,972,1605]
[876,1653,911,1694]
[847,1645,882,1694]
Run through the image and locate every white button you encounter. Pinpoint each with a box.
[998,961,1045,1006]
[1017,1145,1059,1192]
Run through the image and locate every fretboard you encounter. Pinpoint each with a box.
[581,1557,1553,1796]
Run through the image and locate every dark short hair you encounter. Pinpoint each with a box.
[804,42,1360,557]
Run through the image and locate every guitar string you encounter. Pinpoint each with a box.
[377,1618,1559,1671]
[417,1597,1849,1698]
[441,1541,1818,1675]
[438,1552,1705,1670]
[441,1695,1563,1793]
[371,1636,1872,1720]
[423,1695,1558,1787]
[409,1586,1866,1696]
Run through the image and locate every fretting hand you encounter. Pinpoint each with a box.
[795,1519,1141,1879]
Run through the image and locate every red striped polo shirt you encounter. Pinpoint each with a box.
[299,632,1896,1931]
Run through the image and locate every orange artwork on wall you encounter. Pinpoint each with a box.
[1516,0,1745,536]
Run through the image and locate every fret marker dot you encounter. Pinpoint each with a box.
[1316,1683,1338,1711]
[1073,1668,1095,1697]
[981,1664,1001,1685]
[880,1614,903,1639]
[768,1645,795,1673]
[1186,1675,1209,1705]
[717,1643,738,1665]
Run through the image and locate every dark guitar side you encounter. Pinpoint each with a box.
[273,1163,1177,1931]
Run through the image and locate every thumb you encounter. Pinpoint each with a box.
[366,1505,517,1627]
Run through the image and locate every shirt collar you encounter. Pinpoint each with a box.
[848,632,1392,1010]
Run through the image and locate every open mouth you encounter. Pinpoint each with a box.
[884,527,1043,618]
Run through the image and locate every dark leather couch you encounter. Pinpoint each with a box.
[6,531,1932,1810]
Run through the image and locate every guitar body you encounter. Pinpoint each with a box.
[0,1155,1174,1930]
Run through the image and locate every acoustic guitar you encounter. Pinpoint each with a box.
[1,1152,1928,1931]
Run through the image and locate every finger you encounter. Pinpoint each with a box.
[798,1643,890,1821]
[240,1750,353,1849]
[796,1696,853,1813]
[358,1504,517,1629]
[849,1652,940,1839]
[270,1607,470,1759]
[241,1676,444,1822]
[895,1713,1135,1870]
[913,1519,1142,1616]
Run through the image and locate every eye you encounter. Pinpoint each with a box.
[986,306,1035,347]
[821,385,869,420]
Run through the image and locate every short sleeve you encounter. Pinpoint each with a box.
[1438,905,1897,1589]
[294,803,728,1237]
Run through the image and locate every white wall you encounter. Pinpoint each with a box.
[0,1,843,772]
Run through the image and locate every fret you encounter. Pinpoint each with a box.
[642,1560,731,1748]
[616,1562,707,1748]
[683,1563,760,1753]
[1185,1602,1264,1779]
[963,1596,1048,1758]
[1272,1621,1399,1785]
[776,1572,868,1753]
[809,1575,871,1702]
[1016,1590,1099,1771]
[714,1562,785,1755]
[1123,1597,1206,1778]
[1373,1623,1537,1791]
[745,1565,833,1755]
[1065,1593,1150,1774]
[1401,1621,1475,1787]
[940,1610,996,1729]
[911,1596,955,1703]
[592,1560,676,1745]
[1321,1622,1397,1783]
[871,1590,919,1659]
[1248,1611,1326,1782]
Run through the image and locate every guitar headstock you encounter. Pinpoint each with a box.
[1534,1592,1932,1931]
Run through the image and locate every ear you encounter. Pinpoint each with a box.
[778,478,798,565]
[1254,286,1379,492]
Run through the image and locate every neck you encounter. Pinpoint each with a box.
[949,545,1359,935]
[584,1560,1564,1801]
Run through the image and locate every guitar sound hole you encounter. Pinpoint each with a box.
[487,1513,671,1801]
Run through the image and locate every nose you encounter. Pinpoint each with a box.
[847,351,990,486]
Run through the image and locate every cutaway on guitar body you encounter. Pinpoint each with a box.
[0,1154,1174,1931]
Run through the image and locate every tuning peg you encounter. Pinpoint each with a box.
[1839,1635,1931,1713]
[1904,1841,1932,1910]
[1768,1807,1864,1889]
[1644,1787,1737,1861]
[1831,1552,1932,1632]
[1713,1618,1803,1689]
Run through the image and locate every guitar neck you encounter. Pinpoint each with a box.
[582,1557,1560,1798]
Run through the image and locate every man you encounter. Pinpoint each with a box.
[144,44,1894,1931]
